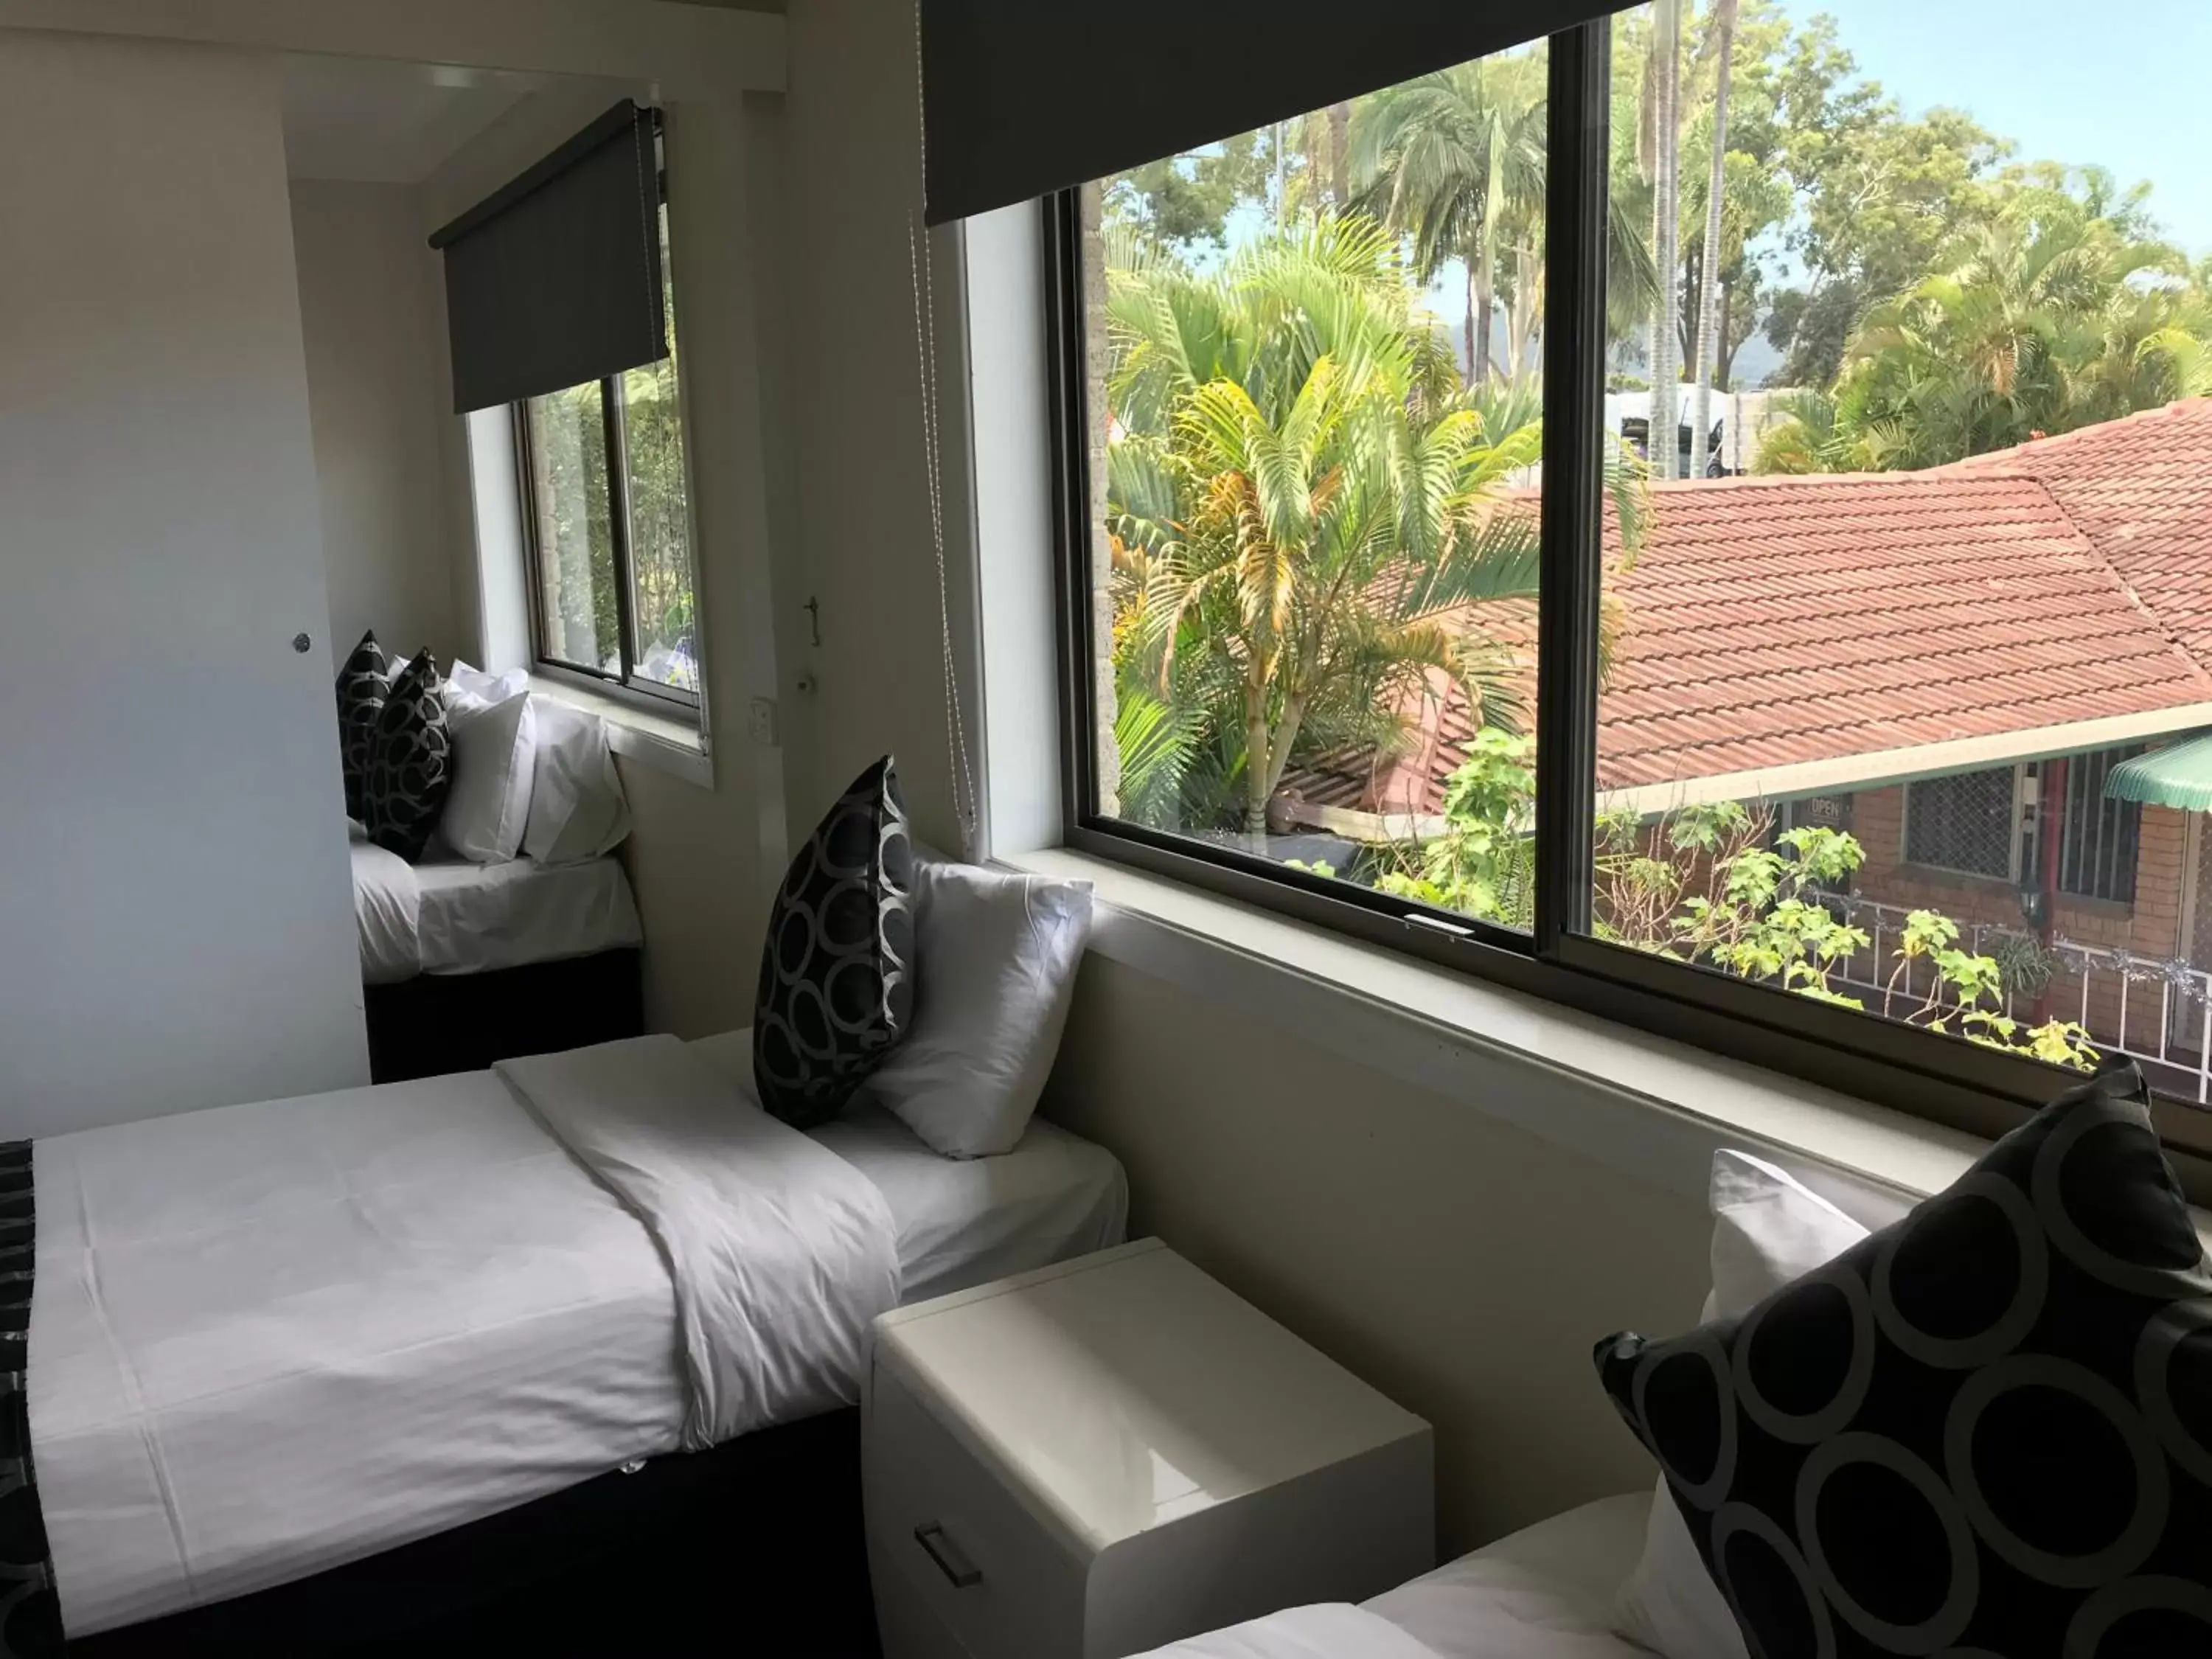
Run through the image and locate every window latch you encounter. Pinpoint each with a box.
[1405,913,1478,942]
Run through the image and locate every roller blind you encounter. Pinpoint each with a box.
[430,101,667,413]
[920,0,1632,226]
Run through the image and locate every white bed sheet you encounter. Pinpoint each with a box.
[687,1030,1130,1303]
[1133,1495,1657,1659]
[1363,1493,1653,1659]
[351,841,641,984]
[30,1033,1126,1636]
[32,1067,685,1635]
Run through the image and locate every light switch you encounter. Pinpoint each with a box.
[748,697,779,747]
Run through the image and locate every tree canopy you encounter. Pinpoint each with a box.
[1105,218,1587,838]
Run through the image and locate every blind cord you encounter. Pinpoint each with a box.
[909,1,981,861]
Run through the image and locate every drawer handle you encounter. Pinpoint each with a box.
[913,1522,982,1589]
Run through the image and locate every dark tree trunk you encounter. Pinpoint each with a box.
[1714,277,1736,393]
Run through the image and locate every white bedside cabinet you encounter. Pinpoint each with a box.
[862,1238,1434,1659]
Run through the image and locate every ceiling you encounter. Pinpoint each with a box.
[279,55,563,184]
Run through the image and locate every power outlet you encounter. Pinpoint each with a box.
[747,696,779,748]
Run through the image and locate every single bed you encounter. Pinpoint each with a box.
[351,839,647,1081]
[1140,1492,1652,1659]
[29,1032,1126,1653]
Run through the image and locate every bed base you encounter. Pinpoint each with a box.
[364,947,646,1083]
[72,1407,879,1657]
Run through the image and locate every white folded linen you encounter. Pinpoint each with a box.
[499,1037,900,1446]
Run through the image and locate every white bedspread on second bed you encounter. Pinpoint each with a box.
[1128,1494,1655,1659]
[1138,1604,1451,1658]
[28,1039,894,1638]
[1363,1494,1652,1659]
[352,841,641,984]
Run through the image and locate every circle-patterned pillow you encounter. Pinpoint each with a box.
[335,629,390,822]
[1596,1062,2212,1659]
[752,756,915,1129]
[366,650,452,863]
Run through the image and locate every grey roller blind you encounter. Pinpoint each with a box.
[430,102,667,413]
[920,0,1634,226]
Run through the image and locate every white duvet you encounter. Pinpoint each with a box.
[1133,1496,1654,1659]
[351,840,642,983]
[29,1036,899,1638]
[1138,1606,1448,1658]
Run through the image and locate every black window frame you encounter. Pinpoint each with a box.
[513,147,698,716]
[1040,13,2212,1187]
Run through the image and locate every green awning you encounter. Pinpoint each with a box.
[2107,731,2212,811]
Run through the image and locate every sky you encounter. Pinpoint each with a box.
[1201,0,2212,381]
[1767,0,2212,253]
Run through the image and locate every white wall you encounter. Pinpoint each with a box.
[781,0,970,855]
[0,31,369,1136]
[290,179,459,668]
[1045,957,1711,1557]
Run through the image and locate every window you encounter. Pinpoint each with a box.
[1905,769,2020,881]
[1049,0,2212,1144]
[2037,748,2146,905]
[1077,35,1551,932]
[518,201,698,703]
[1897,754,2144,899]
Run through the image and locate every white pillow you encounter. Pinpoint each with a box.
[448,661,529,703]
[865,861,1093,1158]
[439,667,538,863]
[1613,1151,1870,1659]
[523,695,631,865]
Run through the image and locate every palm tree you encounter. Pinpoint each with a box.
[1106,220,1561,839]
[1688,0,1739,479]
[1644,0,1686,479]
[1351,57,1547,386]
[1756,187,2212,472]
[1326,102,1353,206]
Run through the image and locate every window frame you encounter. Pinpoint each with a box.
[513,374,699,715]
[513,128,700,717]
[1901,765,2027,884]
[1040,13,2212,1182]
[2038,748,2145,907]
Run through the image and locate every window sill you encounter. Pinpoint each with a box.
[1005,846,2212,1245]
[525,673,712,789]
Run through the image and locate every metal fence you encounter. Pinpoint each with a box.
[1829,897,2212,1106]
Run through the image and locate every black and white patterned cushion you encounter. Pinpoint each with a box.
[752,757,915,1129]
[365,650,452,863]
[1596,1062,2212,1658]
[335,630,390,822]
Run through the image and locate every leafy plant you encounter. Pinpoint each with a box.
[1375,731,1537,928]
[1391,729,2098,1072]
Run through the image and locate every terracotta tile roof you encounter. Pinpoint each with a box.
[1955,399,2212,666]
[1284,406,2212,821]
